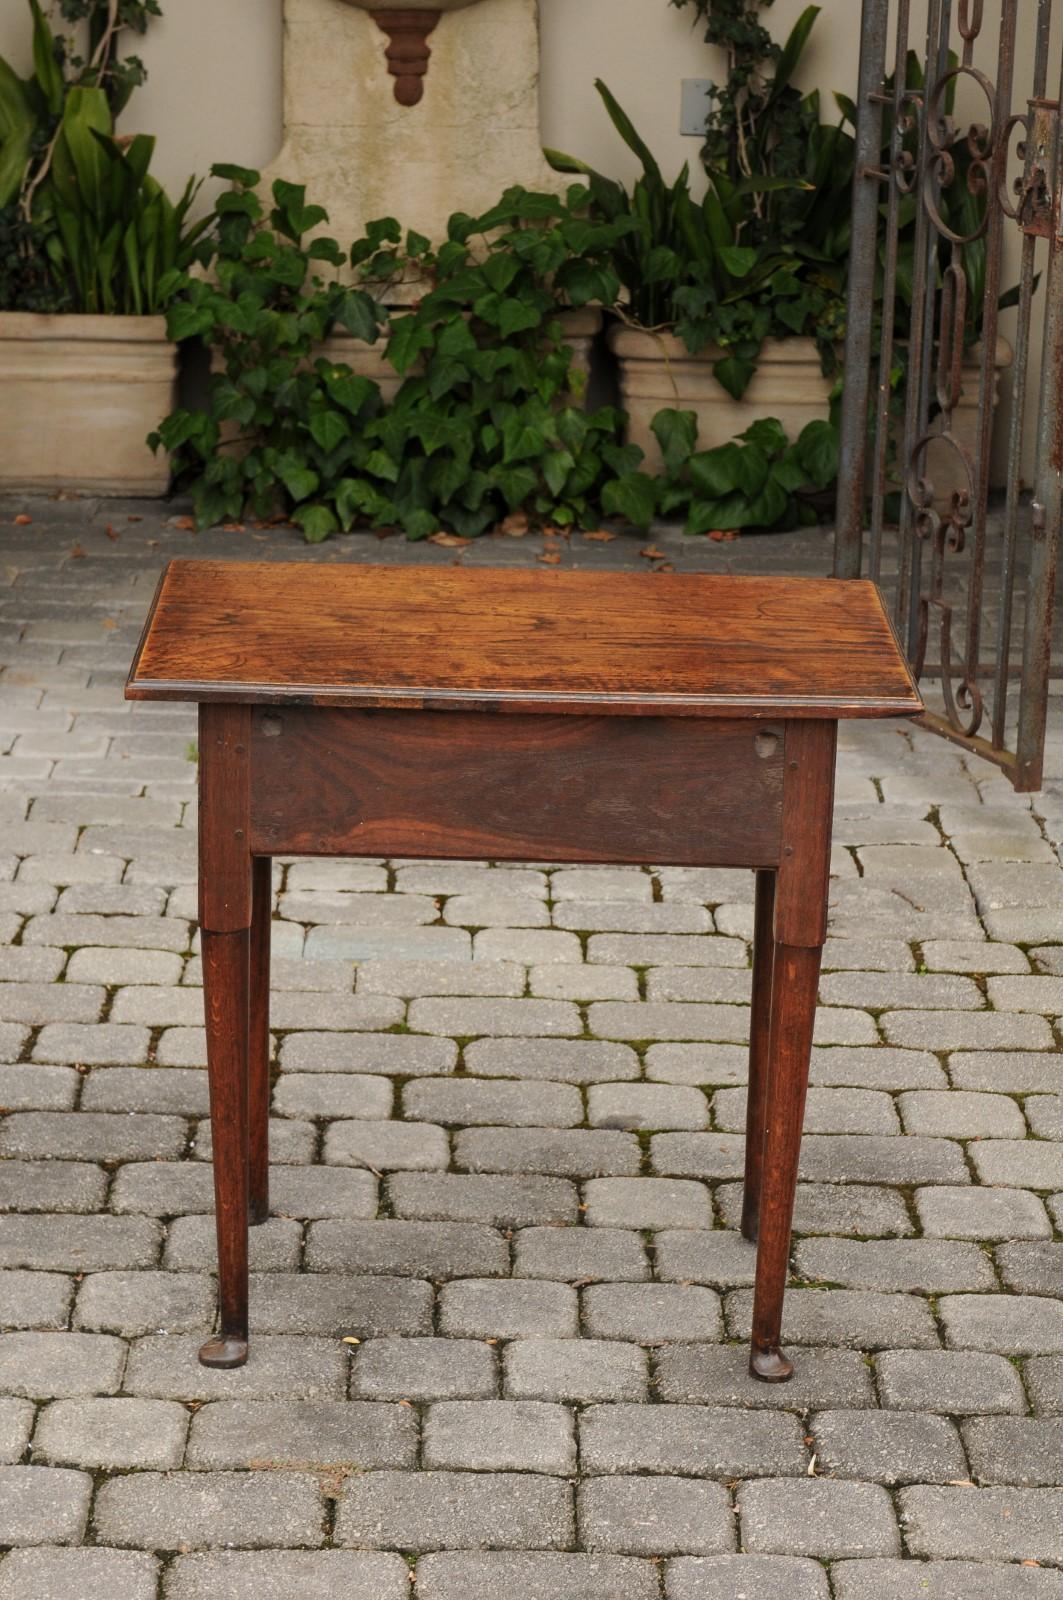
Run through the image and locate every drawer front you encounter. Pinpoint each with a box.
[248,707,785,867]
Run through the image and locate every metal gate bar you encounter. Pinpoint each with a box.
[836,0,1062,791]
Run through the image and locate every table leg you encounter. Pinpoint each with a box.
[749,943,822,1381]
[742,868,776,1244]
[748,719,836,1383]
[249,856,272,1226]
[197,704,253,1370]
[199,929,251,1368]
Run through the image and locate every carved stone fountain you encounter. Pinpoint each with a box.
[261,0,556,252]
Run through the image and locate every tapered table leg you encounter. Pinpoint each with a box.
[199,927,251,1368]
[197,702,253,1369]
[748,718,836,1383]
[249,856,272,1226]
[742,869,776,1244]
[748,942,822,1381]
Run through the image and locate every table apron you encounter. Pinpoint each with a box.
[245,706,786,867]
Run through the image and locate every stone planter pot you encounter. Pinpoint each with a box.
[0,312,177,496]
[609,326,833,476]
[322,305,602,404]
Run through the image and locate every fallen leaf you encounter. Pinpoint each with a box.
[221,522,246,533]
[540,524,568,540]
[640,545,667,560]
[171,515,196,531]
[807,1452,818,1476]
[127,514,142,522]
[500,511,529,537]
[69,544,86,560]
[653,561,675,573]
[582,529,617,543]
[1022,1561,1042,1568]
[341,1335,361,1345]
[538,550,562,565]
[428,531,471,548]
[12,513,31,525]
[709,528,739,542]
[101,618,118,631]
[104,524,119,541]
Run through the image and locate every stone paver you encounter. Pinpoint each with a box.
[4,505,1063,1596]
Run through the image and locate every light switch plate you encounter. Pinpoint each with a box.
[681,78,713,137]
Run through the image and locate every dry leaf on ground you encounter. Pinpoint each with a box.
[12,514,31,526]
[171,515,196,531]
[69,544,85,559]
[583,529,617,543]
[709,528,739,542]
[500,512,529,537]
[104,525,119,541]
[538,550,562,565]
[640,545,667,560]
[429,531,471,548]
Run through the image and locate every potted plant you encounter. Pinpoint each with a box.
[0,0,208,495]
[546,10,852,474]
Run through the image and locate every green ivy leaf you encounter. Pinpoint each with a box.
[498,298,543,338]
[274,455,319,504]
[684,499,723,537]
[167,303,214,342]
[718,245,758,278]
[325,370,376,416]
[712,355,757,400]
[556,408,588,455]
[501,415,547,464]
[602,472,657,531]
[542,448,576,498]
[292,503,338,543]
[211,162,261,187]
[739,418,788,455]
[365,448,400,484]
[386,316,434,375]
[402,506,438,540]
[482,253,522,294]
[650,409,698,476]
[494,463,539,510]
[795,418,839,489]
[308,409,349,454]
[436,317,477,360]
[335,290,381,343]
[733,443,769,498]
[689,444,742,499]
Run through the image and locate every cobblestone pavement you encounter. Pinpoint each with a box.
[2,498,1063,1598]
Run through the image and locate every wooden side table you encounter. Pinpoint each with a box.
[127,560,921,1381]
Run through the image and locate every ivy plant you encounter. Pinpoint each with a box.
[338,185,632,538]
[155,174,636,540]
[150,165,386,536]
[603,409,839,534]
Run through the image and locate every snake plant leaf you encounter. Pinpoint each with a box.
[593,80,663,184]
[28,0,63,116]
[766,5,820,109]
[54,88,112,223]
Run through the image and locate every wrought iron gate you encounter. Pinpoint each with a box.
[835,0,1063,790]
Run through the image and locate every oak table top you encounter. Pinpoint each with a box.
[127,560,921,720]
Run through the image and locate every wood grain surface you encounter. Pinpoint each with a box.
[126,561,922,720]
[247,707,786,866]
